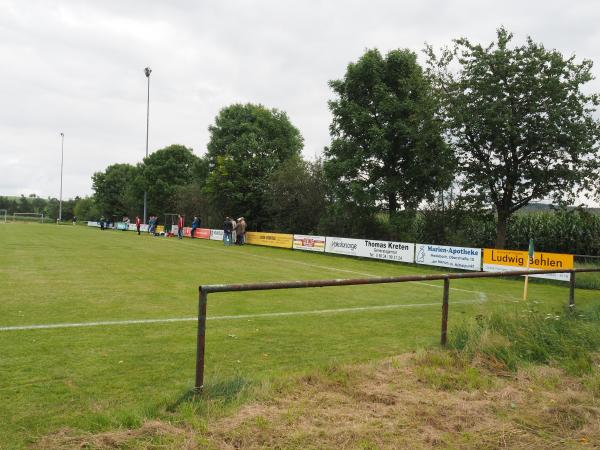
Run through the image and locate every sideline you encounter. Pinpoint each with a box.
[0,299,485,332]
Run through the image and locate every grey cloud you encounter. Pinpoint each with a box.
[0,0,598,204]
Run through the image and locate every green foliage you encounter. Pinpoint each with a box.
[73,197,101,221]
[135,144,201,216]
[92,163,139,217]
[263,157,329,234]
[449,305,600,375]
[326,49,455,218]
[205,103,303,230]
[173,183,219,228]
[427,27,600,248]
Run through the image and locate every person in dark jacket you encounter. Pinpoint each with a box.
[223,216,233,245]
[191,216,200,238]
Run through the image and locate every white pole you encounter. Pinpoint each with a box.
[143,67,151,224]
[59,132,64,223]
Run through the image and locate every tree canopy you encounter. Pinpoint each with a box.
[205,103,303,229]
[426,27,600,248]
[135,144,201,215]
[325,48,455,217]
[92,163,138,217]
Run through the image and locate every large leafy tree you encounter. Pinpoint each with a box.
[325,48,455,218]
[426,27,600,248]
[135,144,201,215]
[92,163,138,217]
[205,103,303,230]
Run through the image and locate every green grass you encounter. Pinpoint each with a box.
[0,223,598,448]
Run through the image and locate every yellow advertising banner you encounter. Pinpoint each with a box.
[482,248,573,281]
[245,232,293,249]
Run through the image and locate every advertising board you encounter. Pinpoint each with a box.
[293,234,326,252]
[415,244,481,271]
[325,237,415,263]
[482,249,574,281]
[245,232,293,249]
[210,229,224,241]
[193,228,211,239]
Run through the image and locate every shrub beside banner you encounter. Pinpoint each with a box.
[245,232,293,248]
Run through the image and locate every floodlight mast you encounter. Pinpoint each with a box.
[59,132,64,223]
[143,67,151,224]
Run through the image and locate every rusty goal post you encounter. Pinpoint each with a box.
[194,267,600,391]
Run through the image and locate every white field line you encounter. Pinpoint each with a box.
[0,299,484,332]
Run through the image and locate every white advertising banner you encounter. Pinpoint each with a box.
[293,234,326,252]
[87,221,100,227]
[415,243,481,271]
[325,237,415,263]
[210,229,224,241]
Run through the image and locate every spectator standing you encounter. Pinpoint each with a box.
[135,216,141,235]
[177,214,184,239]
[236,217,247,245]
[230,218,237,245]
[100,216,105,230]
[223,216,233,245]
[148,215,155,234]
[191,216,200,238]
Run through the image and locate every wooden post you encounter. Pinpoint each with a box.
[441,277,450,346]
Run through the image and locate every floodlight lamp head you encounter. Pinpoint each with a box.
[144,67,152,77]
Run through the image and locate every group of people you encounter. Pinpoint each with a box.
[98,213,248,246]
[147,215,159,234]
[223,216,246,245]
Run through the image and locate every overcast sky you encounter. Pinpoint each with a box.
[1,0,599,202]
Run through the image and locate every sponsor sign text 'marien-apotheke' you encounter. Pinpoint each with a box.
[415,244,482,271]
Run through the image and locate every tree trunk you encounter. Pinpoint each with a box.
[495,210,509,249]
[388,192,398,218]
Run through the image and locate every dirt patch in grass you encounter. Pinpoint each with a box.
[34,420,195,450]
[206,352,600,449]
[35,352,600,449]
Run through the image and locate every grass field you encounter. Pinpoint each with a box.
[1,223,598,448]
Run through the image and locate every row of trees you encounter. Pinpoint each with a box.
[88,28,600,249]
[0,194,85,220]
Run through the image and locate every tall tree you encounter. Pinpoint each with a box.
[135,144,200,215]
[325,49,455,218]
[205,103,303,229]
[426,27,600,248]
[92,163,138,217]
